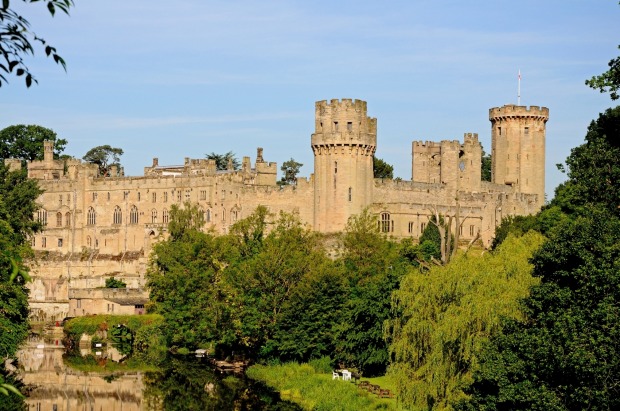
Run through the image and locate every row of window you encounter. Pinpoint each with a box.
[88,189,226,203]
[380,213,478,236]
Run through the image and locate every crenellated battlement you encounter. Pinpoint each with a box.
[312,98,377,147]
[489,104,549,121]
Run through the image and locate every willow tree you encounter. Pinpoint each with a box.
[387,231,545,410]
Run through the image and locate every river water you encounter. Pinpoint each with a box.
[15,327,300,411]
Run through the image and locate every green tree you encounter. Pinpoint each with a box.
[279,158,303,186]
[481,150,492,182]
[0,0,73,88]
[586,45,620,100]
[373,156,394,179]
[167,202,205,240]
[460,212,620,411]
[0,124,66,161]
[82,145,124,177]
[206,151,240,171]
[389,232,545,410]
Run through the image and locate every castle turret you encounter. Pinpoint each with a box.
[489,104,549,209]
[311,99,376,232]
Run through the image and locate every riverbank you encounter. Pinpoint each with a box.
[247,361,401,410]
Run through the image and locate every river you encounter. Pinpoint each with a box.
[15,327,301,411]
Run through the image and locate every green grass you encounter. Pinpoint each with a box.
[64,314,164,338]
[247,362,401,411]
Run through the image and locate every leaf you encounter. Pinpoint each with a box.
[47,1,55,16]
[25,73,32,87]
[15,68,24,76]
[0,383,24,397]
[2,0,9,11]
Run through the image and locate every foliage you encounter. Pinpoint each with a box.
[586,42,620,100]
[247,362,395,410]
[166,201,206,240]
[461,211,620,410]
[0,0,73,88]
[279,158,303,186]
[105,276,126,288]
[0,124,66,161]
[333,209,408,376]
[0,164,42,244]
[388,232,545,410]
[206,151,240,171]
[64,314,164,340]
[481,150,492,182]
[373,156,394,179]
[82,145,124,177]
[553,106,620,216]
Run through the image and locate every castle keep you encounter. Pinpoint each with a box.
[14,99,548,321]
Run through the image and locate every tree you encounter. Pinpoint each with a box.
[167,202,205,240]
[82,145,123,177]
[0,124,66,161]
[481,150,492,182]
[105,277,126,289]
[388,232,545,410]
[373,156,394,179]
[461,212,620,411]
[206,151,240,171]
[0,1,73,88]
[279,158,303,186]
[586,45,620,100]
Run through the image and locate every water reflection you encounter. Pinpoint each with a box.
[17,329,300,411]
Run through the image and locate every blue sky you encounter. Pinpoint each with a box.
[1,0,619,199]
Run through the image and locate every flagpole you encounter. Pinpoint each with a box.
[518,69,521,105]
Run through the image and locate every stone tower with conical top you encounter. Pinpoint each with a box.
[489,104,549,210]
[311,99,377,232]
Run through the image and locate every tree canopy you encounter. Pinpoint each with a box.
[82,145,124,177]
[373,156,394,179]
[206,151,240,171]
[279,158,303,186]
[0,124,66,161]
[0,0,73,88]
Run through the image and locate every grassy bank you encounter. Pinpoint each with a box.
[64,314,164,339]
[247,362,400,411]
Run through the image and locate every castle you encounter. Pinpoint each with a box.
[9,99,548,322]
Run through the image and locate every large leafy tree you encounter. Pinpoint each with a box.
[0,124,66,161]
[0,0,73,88]
[279,158,303,186]
[206,151,240,171]
[373,156,394,179]
[82,145,124,177]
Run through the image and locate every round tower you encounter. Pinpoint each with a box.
[311,99,376,232]
[489,104,549,209]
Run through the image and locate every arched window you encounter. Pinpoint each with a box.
[222,208,226,222]
[56,212,62,227]
[37,209,48,226]
[380,212,392,233]
[65,212,71,228]
[231,209,238,222]
[113,206,122,225]
[87,207,96,226]
[162,209,169,224]
[206,209,211,223]
[151,209,158,223]
[130,205,139,224]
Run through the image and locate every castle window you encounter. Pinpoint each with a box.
[87,207,96,226]
[31,237,35,247]
[222,208,226,222]
[113,206,122,225]
[524,127,529,134]
[177,191,182,202]
[42,237,46,248]
[77,299,81,309]
[151,209,158,223]
[200,190,207,200]
[348,187,352,202]
[130,206,139,224]
[469,225,475,236]
[334,161,338,174]
[58,238,63,247]
[67,193,71,205]
[37,210,48,226]
[408,222,414,233]
[163,192,168,203]
[347,121,352,131]
[380,212,391,233]
[498,127,502,136]
[320,122,323,131]
[107,192,110,201]
[206,209,211,223]
[162,209,169,224]
[185,190,191,201]
[152,192,157,203]
[421,222,426,233]
[65,212,71,228]
[56,212,62,227]
[87,236,91,247]
[334,121,339,131]
[231,210,238,222]
[92,192,97,202]
[124,191,128,200]
[59,194,63,206]
[138,192,141,201]
[459,225,463,236]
